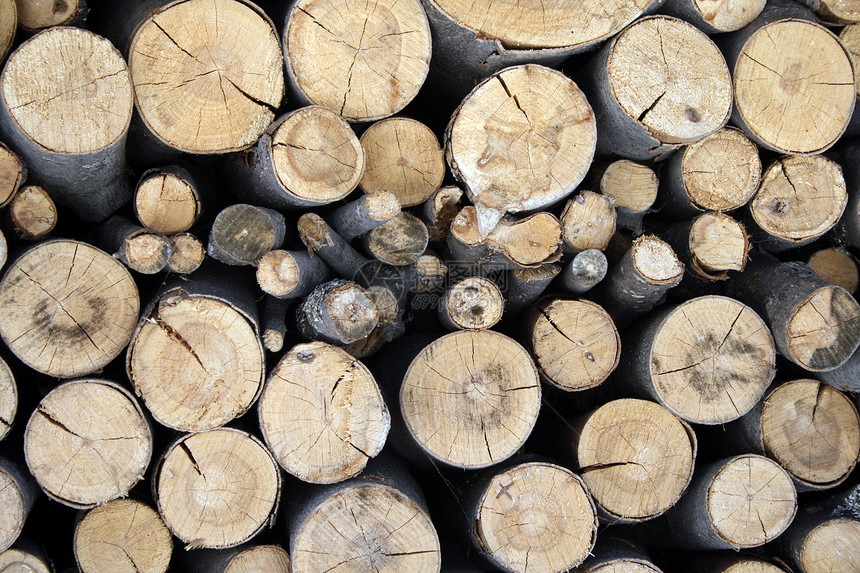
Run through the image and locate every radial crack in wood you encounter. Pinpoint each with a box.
[528,298,620,392]
[74,499,173,573]
[575,399,696,522]
[728,18,855,154]
[446,64,596,234]
[590,16,732,159]
[750,155,847,251]
[471,462,598,573]
[23,379,152,509]
[425,0,656,49]
[127,288,264,432]
[259,341,389,484]
[359,118,445,208]
[285,0,432,122]
[155,428,280,549]
[129,0,284,154]
[0,26,133,220]
[636,296,776,425]
[0,240,139,378]
[400,330,541,469]
[759,379,860,490]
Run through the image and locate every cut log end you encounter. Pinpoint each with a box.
[127,291,263,431]
[167,232,205,275]
[411,253,447,293]
[0,0,14,62]
[786,285,860,371]
[450,206,562,267]
[681,127,762,212]
[291,482,440,572]
[74,499,173,573]
[448,64,596,219]
[529,298,619,392]
[0,240,139,379]
[123,232,173,275]
[631,236,684,285]
[271,106,364,204]
[14,0,82,30]
[561,191,616,253]
[816,0,860,23]
[649,296,775,424]
[608,16,732,145]
[128,290,263,432]
[707,455,796,548]
[297,280,379,345]
[0,546,50,573]
[576,399,695,521]
[259,342,389,484]
[226,546,291,573]
[297,213,332,254]
[286,0,431,122]
[600,160,658,223]
[733,20,855,154]
[257,250,301,298]
[587,561,662,573]
[762,380,860,489]
[706,557,787,573]
[401,330,540,468]
[23,379,152,509]
[262,329,284,353]
[359,118,445,207]
[691,0,766,31]
[0,357,15,441]
[808,248,858,293]
[208,204,285,266]
[134,169,201,235]
[422,186,462,242]
[0,465,28,552]
[8,185,57,241]
[1,26,132,154]
[798,519,860,573]
[750,156,847,248]
[428,0,655,49]
[474,463,597,572]
[365,213,429,266]
[0,143,24,207]
[129,0,284,153]
[156,429,280,549]
[327,191,401,243]
[687,212,749,279]
[366,285,400,326]
[561,249,608,294]
[440,276,504,331]
[599,235,683,328]
[325,283,379,342]
[365,190,402,222]
[842,24,860,98]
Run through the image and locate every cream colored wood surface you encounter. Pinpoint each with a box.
[129,0,284,153]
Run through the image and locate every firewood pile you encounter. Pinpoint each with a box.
[1,0,860,571]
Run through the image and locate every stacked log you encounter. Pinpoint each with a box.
[1,1,860,571]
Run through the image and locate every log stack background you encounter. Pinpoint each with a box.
[0,0,860,571]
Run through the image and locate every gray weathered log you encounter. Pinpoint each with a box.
[326,190,400,242]
[725,255,860,372]
[295,279,379,345]
[560,249,608,294]
[207,204,286,266]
